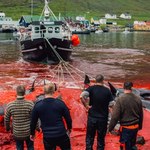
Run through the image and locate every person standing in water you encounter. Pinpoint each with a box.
[108,81,143,150]
[80,74,113,150]
[30,83,72,150]
[5,85,34,150]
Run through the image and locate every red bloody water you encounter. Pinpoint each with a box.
[0,87,150,150]
[0,46,150,149]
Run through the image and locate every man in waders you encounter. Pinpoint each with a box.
[108,81,143,150]
[80,74,113,150]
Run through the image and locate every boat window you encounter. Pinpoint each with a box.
[55,27,60,33]
[35,27,39,33]
[48,27,53,33]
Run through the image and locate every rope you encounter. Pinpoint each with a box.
[32,37,92,89]
[65,64,84,80]
[67,63,94,79]
[44,38,64,62]
[62,63,83,89]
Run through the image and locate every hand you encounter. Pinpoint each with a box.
[6,126,11,132]
[85,105,91,110]
[30,135,35,141]
[106,128,111,134]
[66,129,71,136]
[109,107,113,113]
[6,128,10,132]
[36,128,41,132]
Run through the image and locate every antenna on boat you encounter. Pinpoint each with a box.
[39,0,58,21]
[31,0,33,19]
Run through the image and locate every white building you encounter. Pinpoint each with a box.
[105,13,117,19]
[99,18,107,24]
[134,21,146,25]
[120,13,131,19]
[0,11,5,19]
[76,16,85,21]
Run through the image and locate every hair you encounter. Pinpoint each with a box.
[16,85,25,96]
[95,74,104,83]
[123,81,133,90]
[44,83,55,95]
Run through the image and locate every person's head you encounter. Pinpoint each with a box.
[16,85,25,96]
[44,83,55,95]
[123,81,133,90]
[95,74,104,83]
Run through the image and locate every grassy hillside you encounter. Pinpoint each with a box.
[0,0,150,21]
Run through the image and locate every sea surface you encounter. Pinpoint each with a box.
[0,32,150,150]
[0,31,150,90]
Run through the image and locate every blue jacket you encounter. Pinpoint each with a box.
[30,98,72,138]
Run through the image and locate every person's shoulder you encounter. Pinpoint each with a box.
[102,85,112,92]
[35,99,43,105]
[55,98,64,103]
[117,93,126,99]
[85,85,96,92]
[7,100,16,107]
[132,93,142,102]
[55,98,67,106]
[117,93,131,103]
[22,100,34,109]
[24,99,34,105]
[7,100,14,105]
[132,92,140,98]
[5,101,16,111]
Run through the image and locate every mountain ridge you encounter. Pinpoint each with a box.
[0,0,149,20]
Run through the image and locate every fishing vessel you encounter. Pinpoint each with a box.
[66,18,91,34]
[19,0,80,64]
[0,11,18,33]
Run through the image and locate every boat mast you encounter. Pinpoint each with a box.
[39,0,58,21]
[31,0,33,21]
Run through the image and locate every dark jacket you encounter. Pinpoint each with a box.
[30,98,72,138]
[109,93,143,132]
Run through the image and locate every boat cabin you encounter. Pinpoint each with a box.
[20,20,71,41]
[32,21,69,38]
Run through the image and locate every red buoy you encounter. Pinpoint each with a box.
[71,34,80,46]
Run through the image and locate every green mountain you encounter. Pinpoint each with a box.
[0,0,149,21]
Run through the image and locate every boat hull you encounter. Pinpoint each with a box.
[20,38,72,64]
[72,29,90,34]
[0,28,16,33]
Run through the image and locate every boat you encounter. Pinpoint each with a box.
[71,27,91,34]
[95,28,103,34]
[66,18,91,34]
[102,27,109,32]
[0,11,18,33]
[123,27,130,33]
[19,0,80,64]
